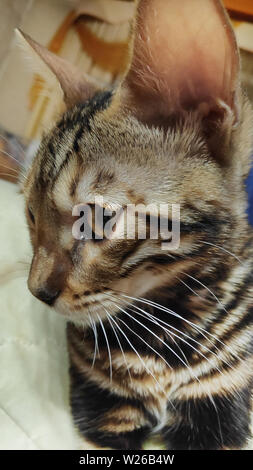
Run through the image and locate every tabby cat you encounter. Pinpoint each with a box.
[19,0,253,450]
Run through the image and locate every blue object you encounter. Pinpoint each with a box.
[246,165,253,226]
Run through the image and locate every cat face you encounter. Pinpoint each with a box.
[23,102,221,321]
[20,0,253,323]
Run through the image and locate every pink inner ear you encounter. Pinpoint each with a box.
[126,0,239,121]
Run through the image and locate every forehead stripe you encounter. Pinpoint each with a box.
[37,90,113,188]
[56,90,113,134]
[73,126,84,153]
[50,150,72,190]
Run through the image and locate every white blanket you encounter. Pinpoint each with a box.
[0,179,252,450]
[0,180,78,450]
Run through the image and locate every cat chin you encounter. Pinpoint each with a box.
[53,299,118,326]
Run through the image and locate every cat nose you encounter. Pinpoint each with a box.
[34,287,61,306]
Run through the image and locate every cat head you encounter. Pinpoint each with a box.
[19,0,253,323]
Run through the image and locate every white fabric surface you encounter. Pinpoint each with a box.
[0,180,78,450]
[0,179,252,450]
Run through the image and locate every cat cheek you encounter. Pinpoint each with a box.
[59,227,75,251]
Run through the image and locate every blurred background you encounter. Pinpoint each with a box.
[0,0,134,140]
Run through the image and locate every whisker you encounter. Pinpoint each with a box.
[131,302,191,369]
[0,133,26,158]
[113,292,210,352]
[17,260,31,266]
[103,306,133,383]
[114,292,242,364]
[181,271,228,313]
[110,299,220,389]
[106,310,167,397]
[125,302,230,374]
[176,276,209,304]
[0,172,20,180]
[107,297,226,439]
[112,304,173,370]
[175,276,240,367]
[127,304,192,371]
[111,299,230,435]
[97,314,112,382]
[121,302,226,437]
[88,314,97,368]
[0,263,30,284]
[200,240,243,265]
[91,315,100,359]
[0,149,26,168]
[0,163,21,174]
[114,301,215,383]
[116,292,215,341]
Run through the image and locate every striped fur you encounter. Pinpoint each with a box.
[21,0,253,450]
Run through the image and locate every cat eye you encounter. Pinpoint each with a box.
[79,204,116,241]
[28,206,35,225]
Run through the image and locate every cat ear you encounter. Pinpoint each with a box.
[123,0,240,125]
[15,29,99,108]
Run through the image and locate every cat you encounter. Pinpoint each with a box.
[18,0,253,450]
